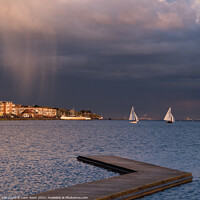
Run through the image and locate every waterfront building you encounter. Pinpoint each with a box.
[0,101,15,116]
[0,101,57,118]
[0,102,3,116]
[20,109,36,118]
[17,106,57,118]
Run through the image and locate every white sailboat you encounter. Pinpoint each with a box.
[164,107,175,123]
[129,106,139,123]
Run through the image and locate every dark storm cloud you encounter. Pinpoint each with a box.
[1,0,199,79]
[1,0,200,118]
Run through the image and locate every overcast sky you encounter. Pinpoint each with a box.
[0,0,200,119]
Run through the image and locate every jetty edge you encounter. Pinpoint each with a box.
[27,155,192,200]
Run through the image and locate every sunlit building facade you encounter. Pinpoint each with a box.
[0,101,57,118]
[0,101,15,116]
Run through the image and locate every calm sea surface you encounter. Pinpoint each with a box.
[0,120,199,199]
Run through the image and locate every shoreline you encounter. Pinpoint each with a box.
[0,118,200,121]
[0,118,59,121]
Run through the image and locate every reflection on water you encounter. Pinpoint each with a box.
[0,120,200,199]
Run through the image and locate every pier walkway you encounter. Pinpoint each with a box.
[29,155,193,200]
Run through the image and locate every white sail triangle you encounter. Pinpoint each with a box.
[134,112,139,122]
[129,106,135,121]
[171,114,175,122]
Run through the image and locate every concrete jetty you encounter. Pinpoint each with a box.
[28,155,192,200]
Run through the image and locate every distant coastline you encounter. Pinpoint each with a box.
[0,117,59,121]
[0,100,102,120]
[138,119,200,122]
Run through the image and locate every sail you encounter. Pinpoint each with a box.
[171,114,175,122]
[164,107,172,121]
[164,107,175,122]
[134,112,139,122]
[129,106,135,121]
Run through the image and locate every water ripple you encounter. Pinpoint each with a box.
[0,120,200,199]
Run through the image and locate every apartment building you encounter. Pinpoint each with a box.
[0,101,15,116]
[0,101,57,118]
[33,107,57,117]
[20,106,57,118]
[17,106,57,118]
[0,102,3,116]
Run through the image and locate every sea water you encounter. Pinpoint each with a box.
[0,120,199,199]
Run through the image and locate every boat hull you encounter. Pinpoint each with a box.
[130,121,138,124]
[60,116,91,120]
[166,121,173,123]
